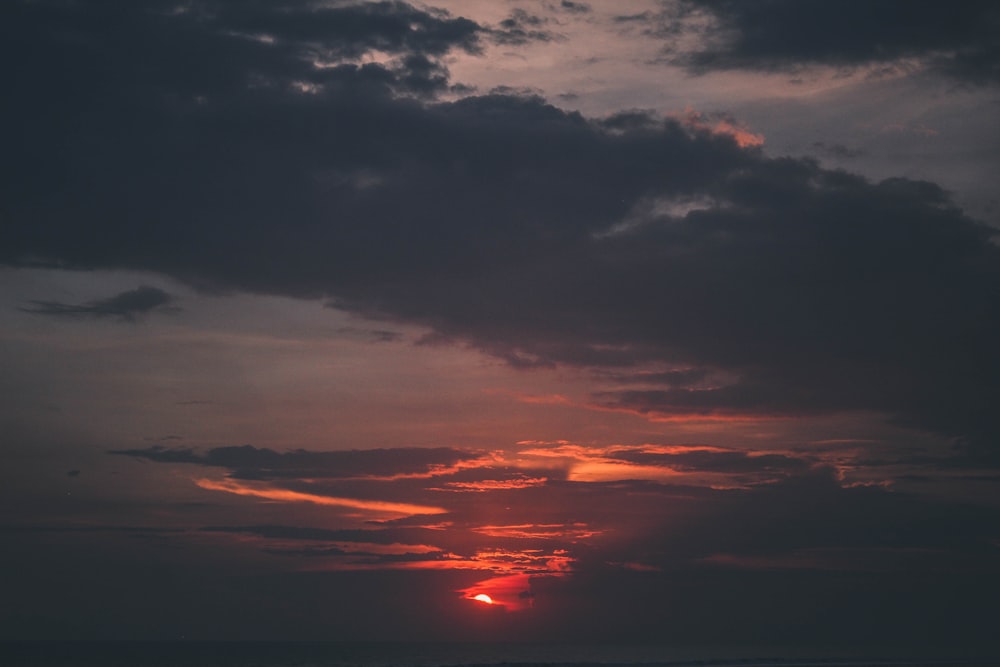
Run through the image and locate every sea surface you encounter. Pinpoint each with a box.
[0,642,993,667]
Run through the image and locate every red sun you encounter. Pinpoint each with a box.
[472,593,494,604]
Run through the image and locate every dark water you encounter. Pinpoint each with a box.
[0,642,993,667]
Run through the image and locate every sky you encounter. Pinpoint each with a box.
[1,0,999,653]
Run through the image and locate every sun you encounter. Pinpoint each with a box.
[472,593,494,604]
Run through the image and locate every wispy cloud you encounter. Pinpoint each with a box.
[194,478,448,517]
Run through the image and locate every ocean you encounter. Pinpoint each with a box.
[0,642,994,667]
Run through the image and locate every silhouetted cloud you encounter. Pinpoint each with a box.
[19,286,175,321]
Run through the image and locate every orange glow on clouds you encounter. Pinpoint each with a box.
[472,523,602,540]
[514,442,810,484]
[438,476,548,491]
[675,107,765,148]
[565,460,682,483]
[194,478,447,516]
[358,452,505,481]
[584,400,787,423]
[517,442,686,482]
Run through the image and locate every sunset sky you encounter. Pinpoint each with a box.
[2,0,999,652]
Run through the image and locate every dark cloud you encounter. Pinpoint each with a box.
[490,9,559,46]
[605,448,812,475]
[3,0,1000,453]
[558,1,592,15]
[19,286,175,321]
[110,444,481,480]
[0,0,483,197]
[0,523,184,535]
[202,523,426,545]
[666,0,1000,83]
[613,11,653,24]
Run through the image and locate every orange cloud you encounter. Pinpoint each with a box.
[565,460,682,483]
[515,442,810,484]
[469,548,574,571]
[516,442,684,482]
[438,476,548,492]
[194,478,448,516]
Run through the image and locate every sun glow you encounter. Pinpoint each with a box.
[460,573,542,611]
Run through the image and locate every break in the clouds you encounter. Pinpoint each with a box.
[19,286,175,321]
[4,1,999,454]
[659,0,1000,83]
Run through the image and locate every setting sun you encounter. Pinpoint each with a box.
[472,594,494,605]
